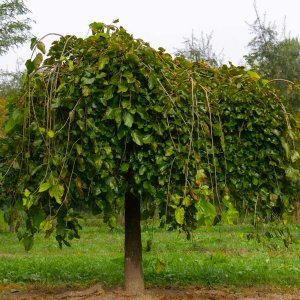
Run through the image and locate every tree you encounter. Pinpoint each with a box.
[0,22,299,294]
[0,0,32,56]
[176,31,223,67]
[245,4,300,114]
[0,69,23,97]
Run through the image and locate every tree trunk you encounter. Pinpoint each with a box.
[9,222,15,233]
[124,191,144,294]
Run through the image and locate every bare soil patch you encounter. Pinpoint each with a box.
[1,285,300,300]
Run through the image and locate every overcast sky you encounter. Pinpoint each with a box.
[1,0,300,70]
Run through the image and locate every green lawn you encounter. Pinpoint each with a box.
[0,217,300,289]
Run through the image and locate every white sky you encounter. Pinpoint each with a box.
[1,0,300,70]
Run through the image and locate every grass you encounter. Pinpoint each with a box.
[0,216,300,289]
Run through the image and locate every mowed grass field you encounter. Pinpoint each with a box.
[0,214,300,290]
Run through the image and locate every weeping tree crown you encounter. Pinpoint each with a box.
[0,21,299,249]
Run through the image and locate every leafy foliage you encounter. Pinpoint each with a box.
[0,97,6,138]
[0,70,23,97]
[245,7,300,115]
[0,22,299,249]
[0,0,33,55]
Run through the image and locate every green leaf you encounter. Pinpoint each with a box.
[117,126,127,140]
[30,37,38,50]
[68,60,74,71]
[76,144,83,155]
[131,130,143,146]
[291,150,300,163]
[56,83,66,93]
[182,196,192,207]
[222,204,239,225]
[104,107,122,127]
[82,77,95,85]
[39,182,51,193]
[32,209,46,228]
[5,118,17,133]
[22,235,34,251]
[165,147,174,157]
[25,59,35,75]
[196,199,217,226]
[148,74,157,90]
[82,85,90,97]
[281,137,290,159]
[117,83,128,93]
[5,108,23,133]
[24,189,31,197]
[120,163,130,172]
[123,111,134,128]
[175,207,185,225]
[285,165,300,182]
[142,134,153,144]
[98,56,109,70]
[23,194,34,209]
[121,100,131,109]
[33,53,43,69]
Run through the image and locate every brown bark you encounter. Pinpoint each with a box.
[124,191,144,294]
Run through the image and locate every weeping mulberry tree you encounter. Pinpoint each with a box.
[0,21,299,293]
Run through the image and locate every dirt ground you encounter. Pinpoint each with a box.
[1,285,300,300]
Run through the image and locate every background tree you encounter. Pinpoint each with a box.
[0,0,32,137]
[0,69,23,96]
[245,4,300,114]
[0,22,299,294]
[0,0,32,56]
[176,31,223,67]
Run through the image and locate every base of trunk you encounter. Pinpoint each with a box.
[124,191,144,294]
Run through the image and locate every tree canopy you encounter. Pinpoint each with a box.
[0,0,32,56]
[245,7,300,115]
[0,21,299,292]
[176,31,223,67]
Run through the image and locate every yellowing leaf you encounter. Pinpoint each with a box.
[175,207,185,225]
[155,257,165,274]
[24,189,31,197]
[47,130,55,138]
[40,219,54,235]
[245,70,260,81]
[182,196,192,207]
[38,182,51,193]
[37,41,46,54]
[49,184,64,204]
